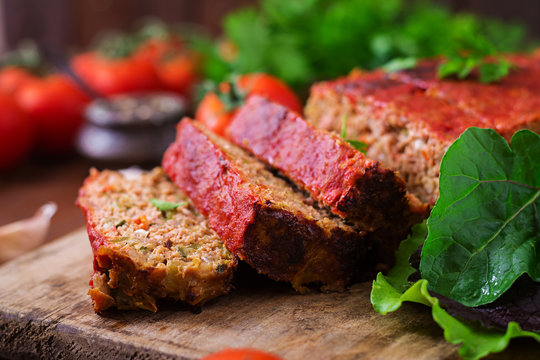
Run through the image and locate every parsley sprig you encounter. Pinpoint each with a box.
[437,35,512,83]
[195,0,529,88]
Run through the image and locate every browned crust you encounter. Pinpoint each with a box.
[243,203,366,290]
[228,96,423,232]
[228,96,427,267]
[163,119,368,291]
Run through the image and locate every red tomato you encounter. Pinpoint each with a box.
[15,74,90,154]
[196,73,302,136]
[134,37,183,64]
[236,73,302,114]
[0,67,35,95]
[0,94,34,171]
[70,52,162,96]
[201,348,283,360]
[154,53,198,96]
[195,91,234,136]
[135,38,198,96]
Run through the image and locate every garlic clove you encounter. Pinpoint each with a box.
[0,202,57,263]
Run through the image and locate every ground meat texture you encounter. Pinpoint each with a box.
[163,119,368,292]
[77,167,236,313]
[227,96,428,267]
[305,59,540,204]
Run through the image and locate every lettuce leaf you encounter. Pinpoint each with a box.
[371,223,540,360]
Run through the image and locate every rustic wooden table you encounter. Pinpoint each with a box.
[0,154,538,359]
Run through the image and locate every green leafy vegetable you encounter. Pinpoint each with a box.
[371,223,540,360]
[197,0,529,89]
[372,276,540,360]
[436,34,512,82]
[420,128,540,307]
[341,115,368,154]
[150,198,187,212]
[478,60,511,83]
[371,221,428,313]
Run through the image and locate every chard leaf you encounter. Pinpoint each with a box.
[420,128,540,307]
[371,222,540,360]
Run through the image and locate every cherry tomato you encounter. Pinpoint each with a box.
[236,73,302,114]
[70,51,162,96]
[201,348,283,360]
[0,94,34,171]
[195,91,234,136]
[15,74,90,154]
[134,37,183,64]
[0,67,35,95]
[196,73,302,136]
[135,38,198,96]
[154,53,198,96]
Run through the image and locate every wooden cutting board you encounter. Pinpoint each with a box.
[0,229,537,359]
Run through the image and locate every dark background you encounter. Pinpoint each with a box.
[1,0,539,54]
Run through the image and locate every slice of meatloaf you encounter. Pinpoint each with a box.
[226,95,427,237]
[305,70,483,204]
[305,61,540,204]
[77,167,236,313]
[163,119,368,292]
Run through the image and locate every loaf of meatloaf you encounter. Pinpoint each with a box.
[227,95,427,236]
[305,59,540,204]
[163,119,368,292]
[77,167,236,313]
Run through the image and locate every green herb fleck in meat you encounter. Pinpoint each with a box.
[150,198,187,211]
[115,219,126,228]
[177,246,189,258]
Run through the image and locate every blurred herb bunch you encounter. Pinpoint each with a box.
[193,0,531,90]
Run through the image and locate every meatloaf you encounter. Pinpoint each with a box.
[227,95,427,235]
[77,167,236,313]
[163,119,367,292]
[305,56,540,204]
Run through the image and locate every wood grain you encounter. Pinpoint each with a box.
[0,229,537,359]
